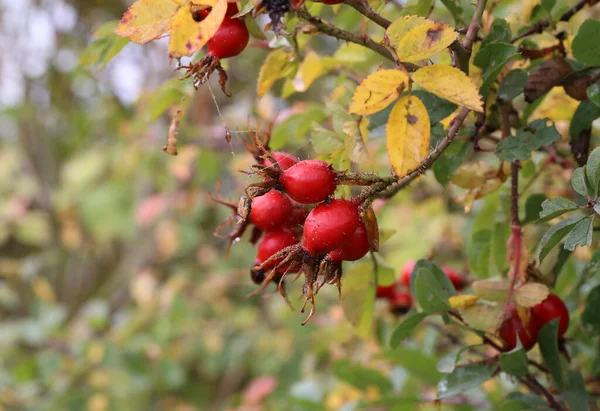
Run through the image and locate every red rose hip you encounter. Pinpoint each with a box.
[389,290,413,315]
[442,266,465,290]
[328,221,370,263]
[498,306,538,351]
[280,160,337,204]
[207,17,249,59]
[249,190,292,230]
[530,293,569,338]
[257,230,298,270]
[400,260,416,287]
[265,152,300,170]
[302,199,359,255]
[376,283,397,299]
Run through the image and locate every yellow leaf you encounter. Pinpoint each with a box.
[386,16,429,48]
[168,0,226,58]
[386,95,431,178]
[293,51,326,92]
[115,0,180,44]
[257,49,294,99]
[451,161,496,189]
[395,21,458,63]
[343,118,370,164]
[458,301,504,331]
[515,283,550,308]
[349,69,408,115]
[471,280,510,301]
[449,295,480,309]
[412,65,484,112]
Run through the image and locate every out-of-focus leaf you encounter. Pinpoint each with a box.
[468,230,491,277]
[498,69,528,101]
[501,392,551,410]
[514,283,549,308]
[386,95,431,178]
[293,51,326,92]
[537,216,583,263]
[433,139,472,186]
[410,259,456,298]
[437,364,494,399]
[492,222,510,273]
[257,48,294,98]
[349,69,408,115]
[412,65,483,112]
[538,319,564,390]
[332,360,394,393]
[587,82,600,107]
[582,285,600,335]
[343,118,370,164]
[564,370,590,411]
[80,21,129,69]
[311,123,344,154]
[389,311,429,348]
[523,194,546,225]
[584,147,600,199]
[570,100,600,142]
[572,19,600,66]
[144,79,188,121]
[341,263,376,338]
[383,347,443,384]
[480,19,511,49]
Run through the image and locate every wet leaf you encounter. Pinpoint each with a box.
[412,65,483,112]
[115,0,179,44]
[386,95,431,178]
[349,69,408,115]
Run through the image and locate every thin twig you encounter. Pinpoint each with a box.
[524,374,567,410]
[461,0,488,52]
[345,0,391,29]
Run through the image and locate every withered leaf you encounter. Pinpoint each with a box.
[524,57,572,103]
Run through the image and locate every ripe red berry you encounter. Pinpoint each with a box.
[389,290,413,315]
[498,306,538,351]
[328,221,370,263]
[207,18,249,59]
[376,283,397,299]
[286,206,308,230]
[400,260,416,287]
[302,199,359,256]
[257,230,298,270]
[442,266,465,290]
[530,293,569,338]
[264,152,299,170]
[249,190,292,231]
[280,160,337,204]
[226,2,239,16]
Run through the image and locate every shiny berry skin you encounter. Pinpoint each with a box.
[286,206,308,230]
[265,152,300,170]
[207,18,249,59]
[302,199,360,256]
[257,230,298,270]
[249,190,292,230]
[400,260,416,287]
[280,160,337,204]
[225,2,239,16]
[530,293,570,338]
[442,266,465,290]
[329,221,370,263]
[376,283,397,299]
[389,290,413,315]
[498,306,538,351]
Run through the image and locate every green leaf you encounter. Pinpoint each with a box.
[564,370,590,411]
[80,21,129,70]
[480,19,512,50]
[564,216,593,251]
[332,360,394,393]
[541,0,556,13]
[492,222,510,273]
[537,216,584,263]
[412,90,458,124]
[570,100,600,141]
[539,197,579,221]
[501,392,551,411]
[468,230,491,277]
[341,263,376,338]
[588,82,600,107]
[523,193,547,224]
[389,312,429,348]
[498,69,528,101]
[271,106,327,149]
[414,268,451,313]
[571,167,588,197]
[144,79,188,121]
[499,341,529,377]
[572,19,600,66]
[436,364,494,399]
[538,319,564,390]
[311,123,344,154]
[374,256,396,286]
[383,348,443,384]
[244,13,266,40]
[473,42,519,96]
[585,147,600,198]
[440,0,463,24]
[496,119,561,162]
[582,285,600,335]
[433,140,472,186]
[410,259,456,298]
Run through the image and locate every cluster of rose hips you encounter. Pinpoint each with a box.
[375,260,467,315]
[181,3,249,94]
[223,148,375,324]
[499,293,570,351]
